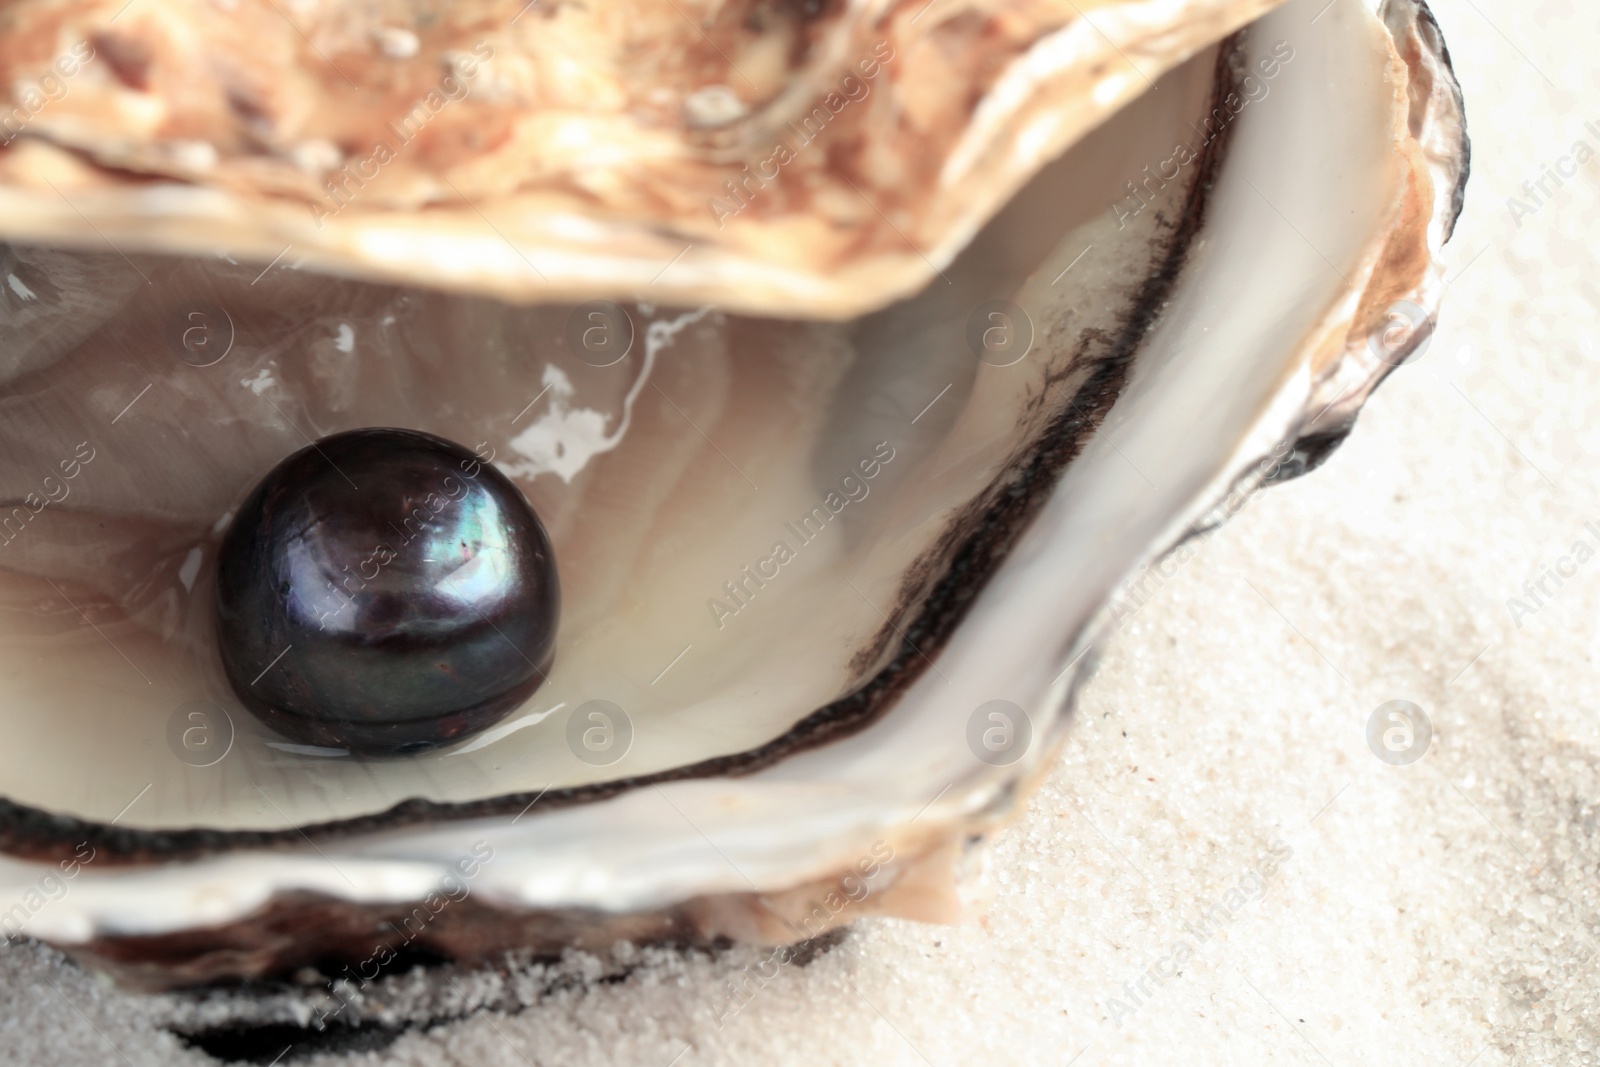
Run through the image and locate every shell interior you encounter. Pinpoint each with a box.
[0,40,1230,834]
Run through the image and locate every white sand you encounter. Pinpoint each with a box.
[4,1,1598,1063]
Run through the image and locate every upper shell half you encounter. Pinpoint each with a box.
[0,0,1288,316]
[0,0,1466,991]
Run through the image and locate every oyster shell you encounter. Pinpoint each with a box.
[0,0,1286,316]
[0,0,1466,991]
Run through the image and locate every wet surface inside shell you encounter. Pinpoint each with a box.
[0,45,1227,835]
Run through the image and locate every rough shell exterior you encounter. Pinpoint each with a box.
[0,0,1283,316]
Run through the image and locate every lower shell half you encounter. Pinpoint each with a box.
[0,0,1466,989]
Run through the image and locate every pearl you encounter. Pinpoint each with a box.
[214,428,558,756]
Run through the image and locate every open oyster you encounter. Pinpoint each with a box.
[0,0,1466,991]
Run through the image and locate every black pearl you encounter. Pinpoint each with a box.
[214,428,558,756]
